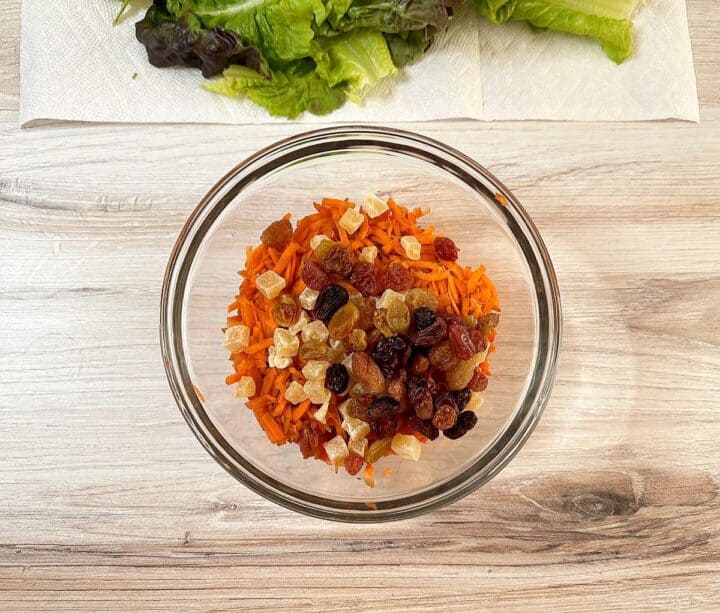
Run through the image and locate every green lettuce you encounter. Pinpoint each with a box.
[474,0,638,63]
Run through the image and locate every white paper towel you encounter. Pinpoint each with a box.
[19,0,699,125]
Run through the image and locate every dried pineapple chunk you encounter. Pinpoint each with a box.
[233,375,256,398]
[391,433,422,461]
[348,437,368,458]
[273,327,299,358]
[302,360,330,381]
[224,324,250,353]
[400,235,422,261]
[313,400,330,424]
[323,435,349,466]
[342,417,370,441]
[362,194,389,219]
[288,310,310,335]
[310,234,331,250]
[298,288,319,310]
[376,288,405,310]
[339,208,364,234]
[303,379,331,404]
[338,399,352,420]
[256,270,286,300]
[302,320,329,343]
[466,392,484,412]
[284,381,306,405]
[267,345,292,369]
[359,246,377,264]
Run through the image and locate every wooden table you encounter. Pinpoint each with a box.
[1,1,719,609]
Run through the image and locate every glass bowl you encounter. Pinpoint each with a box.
[160,126,561,522]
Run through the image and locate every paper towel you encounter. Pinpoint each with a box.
[19,0,699,125]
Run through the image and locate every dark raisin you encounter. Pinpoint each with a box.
[452,387,472,410]
[325,363,349,395]
[407,415,439,441]
[344,452,365,476]
[371,336,408,373]
[468,370,489,392]
[448,322,476,360]
[366,396,401,420]
[370,414,400,439]
[349,262,380,297]
[301,260,330,291]
[298,421,324,458]
[432,395,459,431]
[314,283,349,323]
[413,307,436,330]
[429,340,460,371]
[385,263,413,292]
[440,312,463,327]
[434,236,459,261]
[411,392,433,420]
[409,317,447,347]
[469,328,488,352]
[323,244,354,278]
[260,219,293,249]
[443,411,478,439]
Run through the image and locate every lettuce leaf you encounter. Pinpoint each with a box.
[474,0,638,63]
[333,0,454,33]
[312,28,397,100]
[384,27,435,67]
[205,61,347,117]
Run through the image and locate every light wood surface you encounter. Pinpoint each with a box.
[1,1,719,610]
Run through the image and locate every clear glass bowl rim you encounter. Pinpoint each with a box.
[160,125,562,523]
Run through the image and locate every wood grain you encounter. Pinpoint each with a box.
[1,0,719,610]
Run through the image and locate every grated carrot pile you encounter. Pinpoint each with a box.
[224,197,499,452]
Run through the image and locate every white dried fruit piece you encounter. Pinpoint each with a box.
[256,270,287,300]
[313,400,330,424]
[362,194,389,219]
[466,392,485,412]
[224,324,250,353]
[339,208,364,234]
[391,433,422,461]
[284,381,306,405]
[288,310,311,335]
[233,375,256,398]
[342,417,370,441]
[359,246,377,264]
[348,437,368,458]
[341,352,354,373]
[323,434,349,466]
[310,234,331,250]
[400,235,422,261]
[338,399,352,420]
[302,360,330,381]
[303,379,331,404]
[302,320,329,343]
[298,287,319,310]
[376,288,405,310]
[273,327,299,358]
[267,345,292,369]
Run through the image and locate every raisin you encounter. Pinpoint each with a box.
[386,299,410,334]
[395,367,408,383]
[443,411,478,439]
[386,379,405,402]
[407,415,439,441]
[409,353,430,375]
[434,236,459,261]
[385,263,413,292]
[425,372,444,395]
[260,219,292,249]
[298,341,328,361]
[367,396,401,420]
[349,328,367,351]
[271,294,300,327]
[301,260,330,291]
[478,311,501,335]
[327,340,346,364]
[371,414,400,439]
[413,307,436,330]
[469,329,488,352]
[429,340,460,371]
[328,303,359,340]
[325,363,349,395]
[469,370,489,392]
[314,283,349,323]
[432,394,458,430]
[312,239,336,264]
[408,377,434,420]
[373,308,394,337]
[298,421,324,458]
[344,452,365,476]
[405,288,439,312]
[448,322,476,360]
[441,313,463,327]
[347,395,372,419]
[452,387,472,410]
[372,336,407,372]
[447,354,482,390]
[356,297,376,330]
[409,316,447,346]
[349,262,380,297]
[323,244,354,278]
[351,351,385,394]
[464,315,478,329]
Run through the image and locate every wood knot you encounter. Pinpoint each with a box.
[563,492,639,519]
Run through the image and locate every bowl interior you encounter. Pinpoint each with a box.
[167,130,556,518]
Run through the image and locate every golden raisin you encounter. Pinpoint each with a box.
[328,303,360,340]
[271,294,300,327]
[260,219,292,248]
